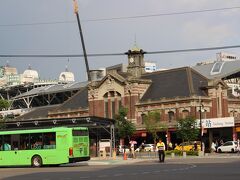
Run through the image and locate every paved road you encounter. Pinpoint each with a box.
[1,157,240,180]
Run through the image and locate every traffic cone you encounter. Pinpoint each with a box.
[123,152,127,160]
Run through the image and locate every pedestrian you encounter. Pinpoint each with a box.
[237,139,240,155]
[174,143,178,150]
[129,140,136,158]
[168,142,173,150]
[215,140,219,152]
[140,141,145,152]
[3,142,11,151]
[211,141,216,153]
[194,141,198,151]
[202,141,205,152]
[220,139,224,146]
[156,139,166,163]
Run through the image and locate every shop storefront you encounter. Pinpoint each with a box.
[199,117,235,150]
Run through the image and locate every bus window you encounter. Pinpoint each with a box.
[11,134,20,150]
[20,134,30,150]
[0,135,3,151]
[43,132,56,149]
[3,135,11,151]
[72,130,88,136]
[30,133,43,150]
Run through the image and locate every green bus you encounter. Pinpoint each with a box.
[0,127,90,167]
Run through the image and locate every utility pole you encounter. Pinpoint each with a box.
[199,96,203,151]
[73,0,91,81]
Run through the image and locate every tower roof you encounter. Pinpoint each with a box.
[131,44,141,52]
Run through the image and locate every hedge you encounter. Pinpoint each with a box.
[165,150,198,156]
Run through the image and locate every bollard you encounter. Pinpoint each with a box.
[183,151,187,158]
[112,150,116,160]
[198,151,204,157]
[171,152,175,158]
[123,152,128,160]
[99,150,103,158]
[102,150,107,159]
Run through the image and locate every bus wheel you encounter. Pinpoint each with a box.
[32,155,42,167]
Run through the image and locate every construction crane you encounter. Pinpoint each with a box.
[73,0,91,81]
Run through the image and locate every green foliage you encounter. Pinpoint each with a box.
[165,150,183,156]
[0,98,9,129]
[186,150,199,156]
[165,150,198,156]
[176,116,199,142]
[0,98,10,110]
[115,106,136,141]
[143,111,167,144]
[0,118,6,129]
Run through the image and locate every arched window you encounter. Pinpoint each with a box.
[141,113,147,125]
[230,110,238,118]
[182,110,189,119]
[103,93,109,118]
[103,91,122,118]
[168,111,175,122]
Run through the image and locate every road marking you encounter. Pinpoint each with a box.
[130,173,138,176]
[98,175,109,178]
[79,177,90,179]
[113,173,124,176]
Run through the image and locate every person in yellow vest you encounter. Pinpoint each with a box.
[157,139,166,162]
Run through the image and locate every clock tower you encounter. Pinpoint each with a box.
[126,46,145,78]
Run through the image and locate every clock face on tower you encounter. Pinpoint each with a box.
[129,57,134,64]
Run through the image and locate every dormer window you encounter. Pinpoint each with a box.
[210,62,225,75]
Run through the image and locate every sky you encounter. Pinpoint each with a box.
[0,0,240,81]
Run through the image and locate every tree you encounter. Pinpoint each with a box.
[176,116,199,142]
[0,118,6,129]
[143,111,167,145]
[0,98,9,129]
[115,106,136,143]
[0,98,10,111]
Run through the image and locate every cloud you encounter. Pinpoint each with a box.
[181,20,236,46]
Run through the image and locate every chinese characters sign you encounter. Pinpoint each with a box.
[197,117,234,129]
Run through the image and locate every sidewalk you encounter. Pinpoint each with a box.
[77,153,240,166]
[82,156,145,166]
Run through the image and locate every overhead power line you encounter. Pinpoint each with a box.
[85,6,240,22]
[0,6,239,27]
[0,45,240,58]
[0,53,125,58]
[145,45,240,55]
[0,21,75,27]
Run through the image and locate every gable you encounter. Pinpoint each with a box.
[97,76,125,99]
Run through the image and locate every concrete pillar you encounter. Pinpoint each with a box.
[102,150,107,159]
[112,150,116,160]
[183,151,186,158]
[198,151,204,157]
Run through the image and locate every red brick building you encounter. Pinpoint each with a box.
[12,48,240,151]
[87,48,240,150]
